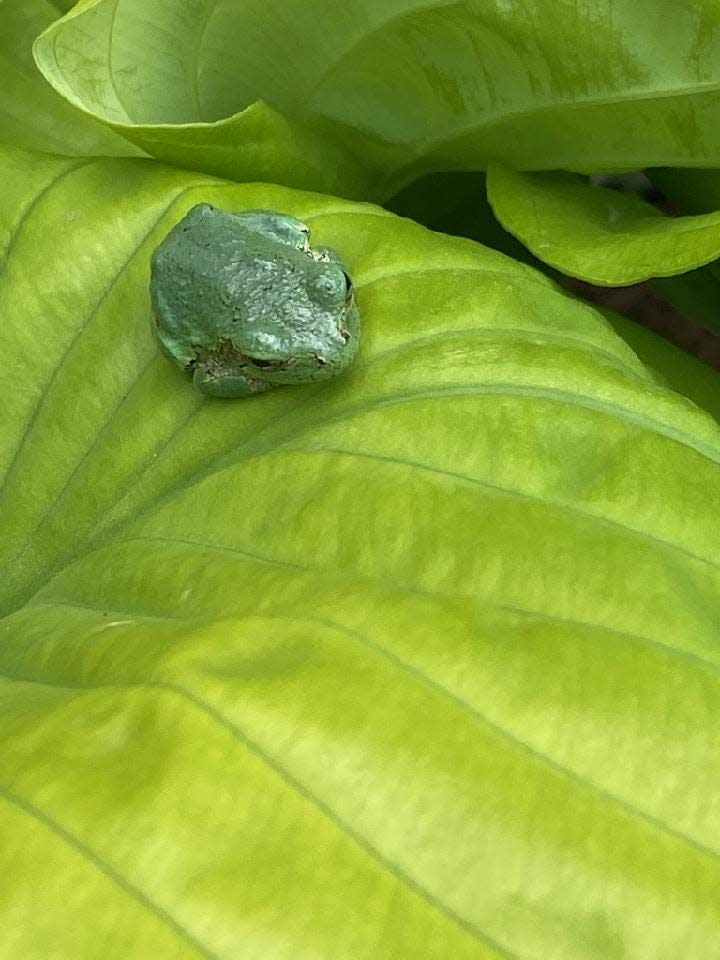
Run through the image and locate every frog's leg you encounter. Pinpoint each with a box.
[313,245,354,297]
[312,245,358,345]
[192,364,274,398]
[231,210,311,252]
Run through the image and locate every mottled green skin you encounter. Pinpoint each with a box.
[150,204,360,397]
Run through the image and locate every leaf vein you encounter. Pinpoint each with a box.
[3,608,719,938]
[17,592,720,682]
[0,676,517,958]
[0,158,97,270]
[106,0,132,120]
[0,180,216,541]
[284,444,720,573]
[0,785,218,960]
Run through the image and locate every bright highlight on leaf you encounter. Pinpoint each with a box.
[33,0,720,198]
[487,164,720,285]
[2,149,720,958]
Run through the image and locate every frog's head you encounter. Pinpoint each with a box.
[151,203,360,397]
[227,240,359,384]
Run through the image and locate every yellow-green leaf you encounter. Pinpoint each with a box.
[2,149,720,958]
[486,164,720,285]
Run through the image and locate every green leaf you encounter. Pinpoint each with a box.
[601,308,720,422]
[3,148,720,958]
[389,171,720,417]
[33,0,720,198]
[486,164,720,285]
[0,0,141,156]
[640,170,720,334]
[650,168,720,214]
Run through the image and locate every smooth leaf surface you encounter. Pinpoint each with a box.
[2,149,720,959]
[486,164,720,285]
[599,309,720,421]
[33,0,720,198]
[0,0,140,156]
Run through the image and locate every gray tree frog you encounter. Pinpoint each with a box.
[150,203,360,397]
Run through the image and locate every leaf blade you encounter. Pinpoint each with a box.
[486,164,720,285]
[32,0,720,197]
[2,150,720,958]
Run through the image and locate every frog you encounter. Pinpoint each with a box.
[150,203,360,397]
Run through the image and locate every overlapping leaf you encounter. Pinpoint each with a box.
[2,150,720,958]
[33,0,720,198]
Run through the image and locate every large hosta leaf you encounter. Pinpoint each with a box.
[3,148,720,958]
[33,0,720,198]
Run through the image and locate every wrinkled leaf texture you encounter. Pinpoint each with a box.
[2,150,720,958]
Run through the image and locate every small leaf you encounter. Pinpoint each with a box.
[487,164,720,285]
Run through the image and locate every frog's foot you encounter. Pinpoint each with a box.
[192,364,273,398]
[188,340,275,398]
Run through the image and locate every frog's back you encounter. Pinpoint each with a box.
[150,204,303,361]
